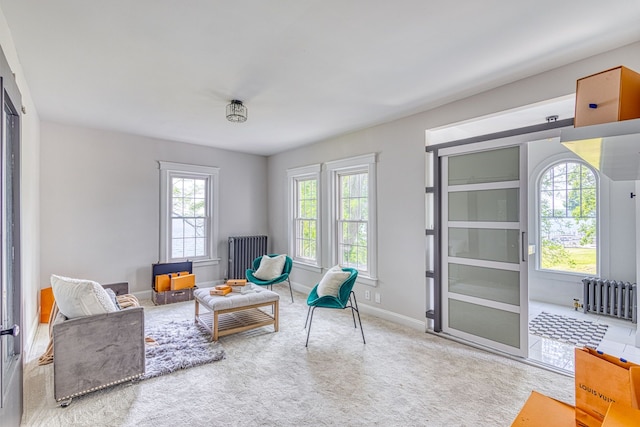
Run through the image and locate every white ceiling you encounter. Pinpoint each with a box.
[2,1,640,156]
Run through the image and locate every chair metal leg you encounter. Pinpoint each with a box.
[348,294,357,328]
[351,291,366,344]
[287,277,294,303]
[304,306,312,329]
[305,307,316,347]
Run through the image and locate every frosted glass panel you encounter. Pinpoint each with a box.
[425,151,434,187]
[425,192,434,229]
[448,228,520,263]
[449,299,519,347]
[426,235,434,272]
[448,146,519,185]
[448,263,519,305]
[449,189,519,222]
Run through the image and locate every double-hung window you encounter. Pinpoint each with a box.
[288,164,320,267]
[159,161,219,264]
[327,154,377,285]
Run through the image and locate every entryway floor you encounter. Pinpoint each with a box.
[528,300,639,372]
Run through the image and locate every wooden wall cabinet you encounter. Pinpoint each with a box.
[575,65,640,127]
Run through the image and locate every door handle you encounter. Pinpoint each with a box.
[1,324,19,337]
[521,231,526,262]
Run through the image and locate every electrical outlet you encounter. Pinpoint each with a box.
[375,292,381,304]
[364,290,371,300]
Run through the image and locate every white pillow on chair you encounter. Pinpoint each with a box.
[253,255,286,281]
[316,265,350,297]
[50,274,118,319]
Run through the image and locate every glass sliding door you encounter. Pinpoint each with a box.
[441,145,528,357]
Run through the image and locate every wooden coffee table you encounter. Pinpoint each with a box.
[194,287,279,341]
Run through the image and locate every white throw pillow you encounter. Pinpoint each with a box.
[253,255,286,281]
[50,274,118,319]
[316,265,350,298]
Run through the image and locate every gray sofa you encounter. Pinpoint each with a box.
[52,282,145,404]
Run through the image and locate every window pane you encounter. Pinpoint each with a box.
[293,176,318,263]
[172,219,184,238]
[334,167,371,274]
[194,180,205,198]
[172,198,184,217]
[538,161,597,275]
[183,179,195,197]
[173,178,184,196]
[184,238,195,257]
[169,174,210,261]
[195,238,205,256]
[195,218,205,237]
[582,189,596,217]
[553,190,567,217]
[338,220,368,270]
[540,172,553,191]
[172,239,184,258]
[184,221,195,237]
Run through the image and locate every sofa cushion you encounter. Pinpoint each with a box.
[104,288,122,310]
[316,265,350,298]
[253,255,286,280]
[50,274,118,319]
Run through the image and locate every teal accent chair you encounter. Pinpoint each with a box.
[246,254,294,302]
[304,267,365,347]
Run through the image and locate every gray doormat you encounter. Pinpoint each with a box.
[529,312,608,349]
[141,319,226,379]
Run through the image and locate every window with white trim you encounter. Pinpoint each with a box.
[159,161,219,264]
[538,160,598,275]
[287,164,320,267]
[327,154,377,284]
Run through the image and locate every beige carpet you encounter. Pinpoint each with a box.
[21,288,574,426]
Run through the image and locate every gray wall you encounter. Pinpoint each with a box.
[267,41,640,327]
[268,122,428,327]
[40,122,268,295]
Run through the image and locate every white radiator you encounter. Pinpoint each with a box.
[582,277,637,323]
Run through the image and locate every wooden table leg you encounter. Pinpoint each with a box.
[213,310,219,341]
[274,300,279,332]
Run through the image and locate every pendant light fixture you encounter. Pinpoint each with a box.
[226,100,247,123]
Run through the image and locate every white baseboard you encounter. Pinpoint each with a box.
[134,290,152,301]
[24,312,40,356]
[291,282,426,332]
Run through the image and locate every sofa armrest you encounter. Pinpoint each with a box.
[53,306,145,402]
[103,281,129,296]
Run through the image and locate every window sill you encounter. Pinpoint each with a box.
[356,275,378,287]
[192,258,220,267]
[534,268,596,280]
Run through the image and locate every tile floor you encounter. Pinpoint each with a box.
[528,300,640,372]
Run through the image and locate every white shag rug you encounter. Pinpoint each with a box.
[141,320,225,380]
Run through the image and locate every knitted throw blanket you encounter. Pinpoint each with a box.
[37,294,140,366]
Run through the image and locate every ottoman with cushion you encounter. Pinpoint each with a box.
[194,287,279,341]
